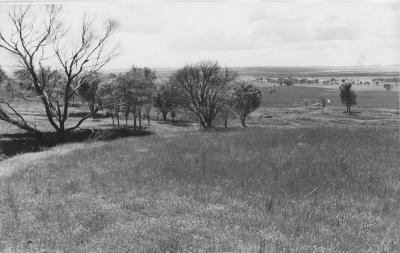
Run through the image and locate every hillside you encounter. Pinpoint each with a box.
[1,126,399,252]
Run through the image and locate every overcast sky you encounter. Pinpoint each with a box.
[0,0,399,70]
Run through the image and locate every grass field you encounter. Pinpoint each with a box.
[0,83,399,252]
[1,126,399,252]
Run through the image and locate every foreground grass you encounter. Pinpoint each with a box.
[1,126,399,252]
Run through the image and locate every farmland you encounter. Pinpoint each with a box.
[1,69,400,251]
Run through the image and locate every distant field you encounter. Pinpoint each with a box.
[260,86,399,109]
[104,66,400,79]
[230,66,400,77]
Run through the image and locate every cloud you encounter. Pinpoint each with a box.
[314,26,361,41]
[0,1,399,69]
[391,1,400,10]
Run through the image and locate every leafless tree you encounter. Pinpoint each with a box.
[171,61,237,128]
[0,5,118,142]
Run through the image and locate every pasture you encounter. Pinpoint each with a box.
[1,126,399,252]
[1,82,399,252]
[260,86,399,109]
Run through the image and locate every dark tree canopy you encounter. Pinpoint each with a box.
[154,82,179,121]
[117,66,156,106]
[116,66,156,129]
[339,83,357,113]
[171,61,237,128]
[232,82,262,127]
[78,73,104,119]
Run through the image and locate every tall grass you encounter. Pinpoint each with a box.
[1,126,399,252]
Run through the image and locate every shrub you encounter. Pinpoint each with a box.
[383,83,392,91]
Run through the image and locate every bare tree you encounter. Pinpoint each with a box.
[171,61,237,128]
[0,84,42,136]
[0,5,118,142]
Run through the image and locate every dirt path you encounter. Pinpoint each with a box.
[148,121,199,137]
[0,121,198,178]
[0,142,107,178]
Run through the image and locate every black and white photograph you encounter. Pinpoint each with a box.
[0,0,399,252]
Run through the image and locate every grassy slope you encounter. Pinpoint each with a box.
[1,126,399,252]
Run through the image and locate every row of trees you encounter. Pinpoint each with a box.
[157,61,262,128]
[78,67,156,129]
[80,62,263,129]
[1,60,263,142]
[0,6,263,143]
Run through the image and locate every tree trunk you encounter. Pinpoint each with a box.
[125,109,128,126]
[138,109,142,130]
[90,105,96,120]
[241,117,247,127]
[223,116,228,128]
[116,106,120,126]
[147,114,150,125]
[162,111,168,121]
[124,104,130,126]
[205,120,212,128]
[133,111,137,131]
[56,124,68,143]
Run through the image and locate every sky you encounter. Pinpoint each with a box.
[0,0,399,71]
